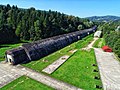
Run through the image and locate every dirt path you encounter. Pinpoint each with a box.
[81,37,98,51]
[94,48,120,90]
[0,62,81,90]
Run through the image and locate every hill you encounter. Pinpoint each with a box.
[0,4,94,44]
[86,15,120,22]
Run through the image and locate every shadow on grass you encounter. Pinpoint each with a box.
[0,40,29,45]
[0,45,10,48]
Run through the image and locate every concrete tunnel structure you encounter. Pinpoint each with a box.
[5,26,97,65]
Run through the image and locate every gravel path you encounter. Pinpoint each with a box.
[81,37,98,50]
[94,48,120,90]
[0,62,81,90]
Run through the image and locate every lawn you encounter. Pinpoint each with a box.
[22,34,94,72]
[0,34,103,90]
[51,49,103,90]
[0,43,23,61]
[93,38,105,48]
[1,76,54,90]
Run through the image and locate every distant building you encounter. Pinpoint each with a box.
[94,31,102,38]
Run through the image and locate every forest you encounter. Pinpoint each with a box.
[0,4,94,44]
[0,4,119,58]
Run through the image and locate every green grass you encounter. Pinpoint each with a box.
[1,76,54,90]
[113,53,120,61]
[75,35,93,49]
[93,39,101,48]
[51,49,103,90]
[0,43,23,61]
[0,40,31,61]
[93,38,105,48]
[22,34,94,72]
[101,38,106,47]
[0,34,103,89]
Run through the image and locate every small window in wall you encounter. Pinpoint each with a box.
[8,58,14,64]
[7,54,13,64]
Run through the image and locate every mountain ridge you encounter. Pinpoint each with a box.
[86,15,120,22]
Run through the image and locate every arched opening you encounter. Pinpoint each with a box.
[9,58,12,63]
[6,54,13,64]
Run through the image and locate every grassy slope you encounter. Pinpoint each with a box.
[1,76,54,90]
[101,38,106,47]
[22,34,93,72]
[51,49,102,90]
[0,34,103,90]
[93,38,105,48]
[93,39,101,48]
[0,43,23,61]
[22,34,103,89]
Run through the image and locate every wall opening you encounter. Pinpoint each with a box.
[6,54,13,64]
[9,58,12,62]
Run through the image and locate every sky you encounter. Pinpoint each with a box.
[0,0,120,18]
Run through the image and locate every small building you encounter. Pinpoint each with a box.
[102,46,112,52]
[94,31,102,38]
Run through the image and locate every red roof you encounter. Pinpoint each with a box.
[102,46,112,52]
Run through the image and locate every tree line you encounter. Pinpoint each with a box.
[0,4,94,44]
[98,21,120,58]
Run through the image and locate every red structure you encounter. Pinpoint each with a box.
[102,46,112,52]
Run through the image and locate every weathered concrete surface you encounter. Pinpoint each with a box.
[0,62,23,88]
[0,62,81,90]
[42,55,69,74]
[94,48,120,90]
[69,49,77,53]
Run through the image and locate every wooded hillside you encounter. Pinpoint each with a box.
[0,4,94,44]
[98,21,120,58]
